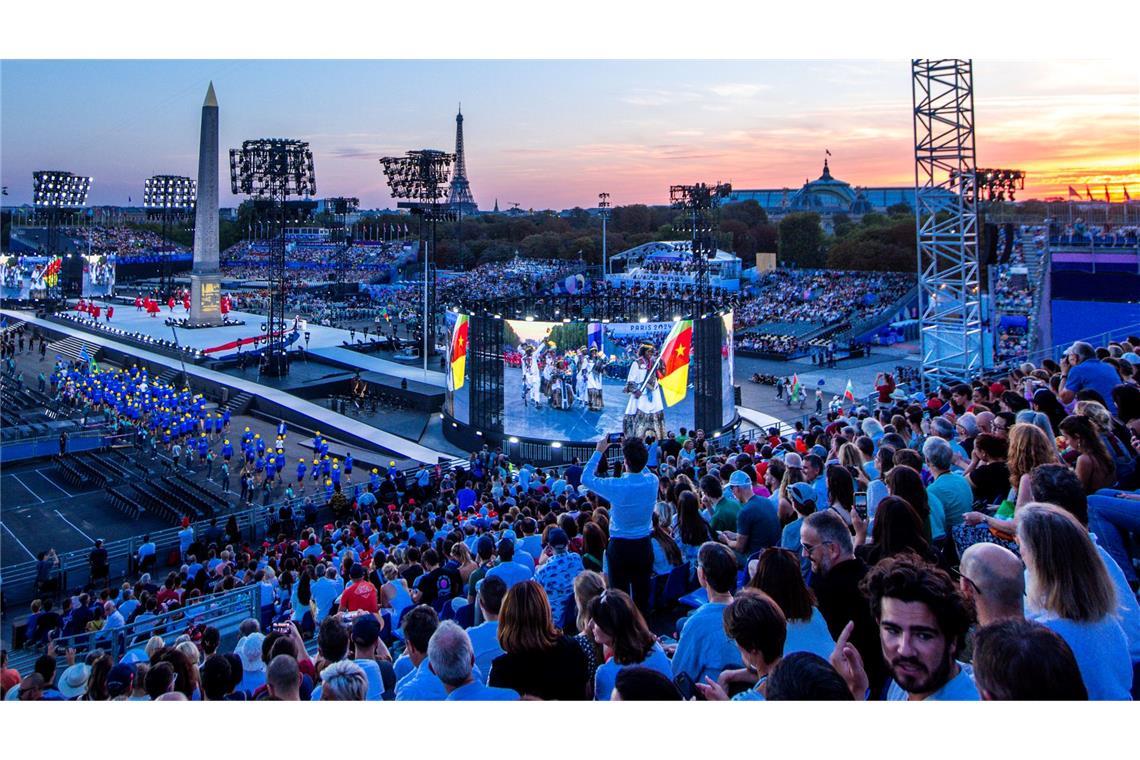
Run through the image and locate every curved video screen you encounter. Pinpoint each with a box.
[501,317,697,442]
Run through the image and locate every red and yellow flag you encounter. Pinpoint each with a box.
[658,319,693,407]
[449,314,469,391]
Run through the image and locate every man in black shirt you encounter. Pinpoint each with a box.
[802,510,887,696]
[88,539,109,589]
[413,549,463,610]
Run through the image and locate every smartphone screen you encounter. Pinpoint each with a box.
[673,673,695,700]
[854,493,868,520]
[607,432,624,444]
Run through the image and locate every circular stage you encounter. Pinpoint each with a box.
[441,291,741,464]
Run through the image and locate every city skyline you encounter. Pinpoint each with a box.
[2,59,1137,210]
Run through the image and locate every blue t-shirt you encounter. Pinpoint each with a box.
[486,561,533,590]
[594,643,673,701]
[886,662,979,701]
[784,608,836,661]
[1065,358,1121,415]
[736,495,781,556]
[1031,613,1132,700]
[447,680,519,701]
[395,660,447,701]
[467,620,504,685]
[671,601,743,684]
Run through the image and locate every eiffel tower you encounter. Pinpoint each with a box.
[447,104,478,214]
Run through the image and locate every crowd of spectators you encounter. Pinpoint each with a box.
[734,270,913,331]
[7,330,1139,702]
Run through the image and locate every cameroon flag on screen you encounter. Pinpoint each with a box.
[659,319,693,407]
[450,315,469,391]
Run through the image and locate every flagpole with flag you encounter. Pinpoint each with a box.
[843,379,855,402]
[642,319,693,407]
[1125,186,1131,225]
[1068,185,1080,227]
[448,314,468,392]
[1105,184,1111,226]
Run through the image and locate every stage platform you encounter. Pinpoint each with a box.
[3,309,453,464]
[61,302,353,360]
[309,346,446,388]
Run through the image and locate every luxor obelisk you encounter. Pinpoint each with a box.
[190,82,222,324]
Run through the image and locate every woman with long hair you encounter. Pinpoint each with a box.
[1059,415,1117,493]
[1031,388,1068,431]
[489,580,589,700]
[581,522,607,574]
[854,496,936,566]
[825,464,856,530]
[650,511,682,576]
[1014,410,1061,460]
[775,456,803,523]
[588,589,672,700]
[746,548,833,660]
[866,444,895,520]
[83,653,114,701]
[570,570,606,696]
[838,443,870,489]
[676,491,713,578]
[449,541,479,585]
[1017,502,1131,700]
[885,465,938,544]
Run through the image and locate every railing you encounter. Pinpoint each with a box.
[0,427,113,464]
[6,585,260,674]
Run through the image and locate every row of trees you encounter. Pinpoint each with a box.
[777,204,917,272]
[110,198,916,274]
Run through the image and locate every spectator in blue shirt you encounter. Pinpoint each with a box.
[430,621,519,701]
[467,576,507,684]
[485,539,533,590]
[720,470,781,559]
[695,589,789,701]
[395,605,447,701]
[1059,341,1121,415]
[669,543,744,685]
[582,436,658,612]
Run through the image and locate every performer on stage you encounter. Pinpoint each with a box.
[521,344,542,408]
[623,344,666,439]
[587,347,605,411]
[575,347,589,407]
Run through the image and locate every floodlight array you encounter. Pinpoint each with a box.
[230,138,317,198]
[143,175,197,211]
[33,171,92,209]
[380,150,455,202]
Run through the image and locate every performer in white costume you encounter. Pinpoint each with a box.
[586,347,605,411]
[623,344,666,439]
[521,344,542,407]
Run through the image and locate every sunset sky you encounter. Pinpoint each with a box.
[2,59,1137,209]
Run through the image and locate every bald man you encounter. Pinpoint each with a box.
[958,543,1025,627]
[974,411,995,436]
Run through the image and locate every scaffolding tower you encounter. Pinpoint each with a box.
[912,59,985,389]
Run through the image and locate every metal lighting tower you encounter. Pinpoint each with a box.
[669,181,731,436]
[144,175,197,297]
[973,169,1026,203]
[33,170,92,298]
[230,138,316,377]
[912,59,983,389]
[598,192,611,276]
[326,196,359,292]
[380,149,455,375]
[669,181,732,312]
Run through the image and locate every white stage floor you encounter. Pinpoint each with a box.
[66,301,351,359]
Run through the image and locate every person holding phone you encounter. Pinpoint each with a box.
[581,435,657,613]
